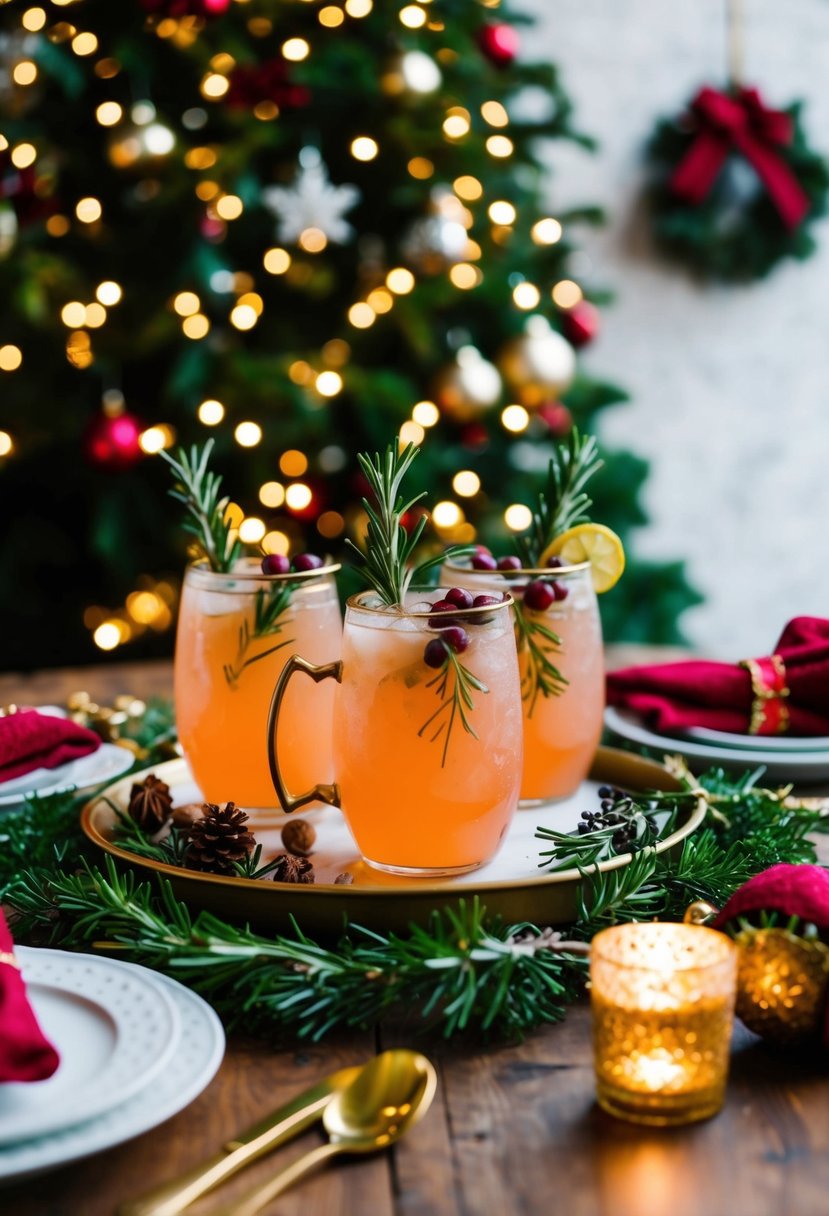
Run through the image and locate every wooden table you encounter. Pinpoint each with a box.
[4,658,829,1216]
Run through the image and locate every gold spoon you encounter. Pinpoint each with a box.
[211,1049,437,1216]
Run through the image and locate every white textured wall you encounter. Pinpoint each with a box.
[523,0,829,657]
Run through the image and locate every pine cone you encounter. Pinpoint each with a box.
[185,802,256,876]
[128,774,173,834]
[270,853,315,885]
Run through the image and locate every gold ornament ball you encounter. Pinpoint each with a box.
[683,900,719,926]
[434,345,502,422]
[733,927,829,1045]
[498,316,577,406]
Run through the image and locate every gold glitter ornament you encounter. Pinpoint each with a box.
[732,927,829,1045]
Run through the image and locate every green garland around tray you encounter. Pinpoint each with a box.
[2,735,827,1041]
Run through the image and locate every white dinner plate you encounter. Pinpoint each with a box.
[680,724,829,753]
[604,707,829,784]
[0,743,134,809]
[0,950,225,1183]
[0,951,181,1145]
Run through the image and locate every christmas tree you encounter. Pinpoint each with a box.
[0,0,699,669]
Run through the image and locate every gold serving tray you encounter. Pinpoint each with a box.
[81,747,705,934]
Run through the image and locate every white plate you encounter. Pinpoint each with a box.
[0,951,181,1144]
[0,950,225,1183]
[680,724,829,753]
[605,707,829,784]
[0,743,134,808]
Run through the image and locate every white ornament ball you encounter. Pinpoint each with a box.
[435,346,502,422]
[499,316,576,405]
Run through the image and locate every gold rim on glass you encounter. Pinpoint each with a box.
[345,589,515,616]
[186,558,342,583]
[441,559,591,579]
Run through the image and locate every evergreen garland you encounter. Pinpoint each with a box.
[2,759,826,1042]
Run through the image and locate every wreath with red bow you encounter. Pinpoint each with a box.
[647,85,829,281]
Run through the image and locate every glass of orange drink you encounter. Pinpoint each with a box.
[441,558,603,804]
[175,556,342,807]
[268,587,523,875]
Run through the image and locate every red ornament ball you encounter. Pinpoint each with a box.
[477,23,520,68]
[538,402,573,438]
[561,301,600,348]
[85,411,144,469]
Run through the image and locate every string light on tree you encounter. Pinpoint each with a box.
[198,399,224,425]
[0,345,22,371]
[399,5,427,29]
[452,470,480,497]
[504,502,532,531]
[259,481,285,507]
[501,404,530,433]
[532,217,563,245]
[399,420,425,446]
[412,400,439,427]
[0,431,13,455]
[350,136,378,162]
[234,420,262,447]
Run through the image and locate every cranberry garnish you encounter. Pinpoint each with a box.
[442,625,470,653]
[497,555,522,571]
[445,587,474,609]
[428,599,459,629]
[261,554,291,576]
[292,553,324,572]
[471,552,498,571]
[523,580,556,611]
[474,543,492,555]
[472,594,501,608]
[552,581,569,601]
[546,555,565,569]
[424,638,448,668]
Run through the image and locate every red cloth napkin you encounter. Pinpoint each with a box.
[0,911,60,1082]
[607,616,829,736]
[0,710,101,784]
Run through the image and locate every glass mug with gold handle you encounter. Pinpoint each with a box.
[267,588,523,876]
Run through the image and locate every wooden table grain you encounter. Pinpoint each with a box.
[3,657,828,1216]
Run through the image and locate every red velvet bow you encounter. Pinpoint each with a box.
[670,86,809,230]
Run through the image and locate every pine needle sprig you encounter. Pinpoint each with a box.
[160,440,240,573]
[513,601,567,712]
[517,429,604,566]
[346,442,472,605]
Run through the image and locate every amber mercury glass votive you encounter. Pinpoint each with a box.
[590,922,738,1126]
[175,558,342,807]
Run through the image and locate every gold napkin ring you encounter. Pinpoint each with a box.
[739,654,790,735]
[0,951,20,970]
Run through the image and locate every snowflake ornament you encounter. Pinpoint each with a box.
[262,150,360,246]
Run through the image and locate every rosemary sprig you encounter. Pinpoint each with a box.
[417,646,490,767]
[516,428,604,566]
[160,440,240,573]
[5,859,584,1040]
[513,600,567,713]
[346,442,470,606]
[223,581,298,688]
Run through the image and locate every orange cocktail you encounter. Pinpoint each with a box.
[269,589,523,875]
[442,561,603,802]
[175,558,341,807]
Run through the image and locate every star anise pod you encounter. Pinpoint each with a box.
[128,774,173,834]
[270,853,315,884]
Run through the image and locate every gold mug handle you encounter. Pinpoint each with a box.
[267,655,343,812]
